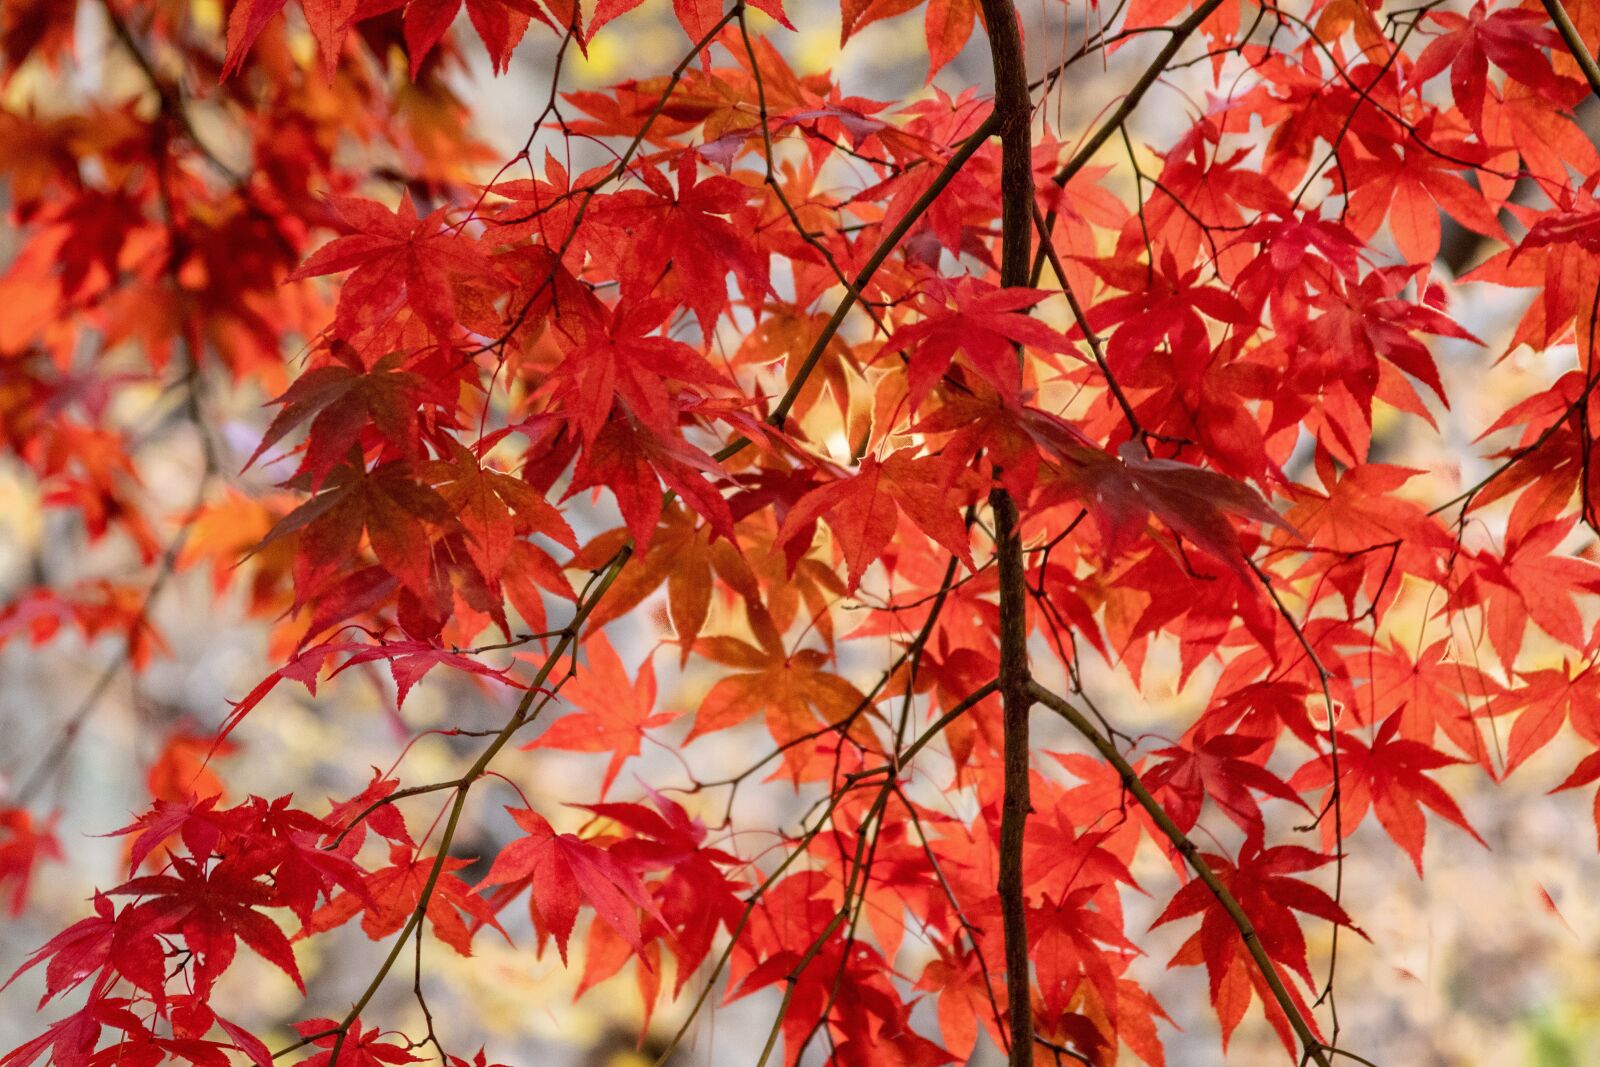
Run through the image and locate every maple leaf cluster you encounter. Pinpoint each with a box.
[6,0,1600,1065]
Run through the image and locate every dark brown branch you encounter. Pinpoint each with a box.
[975,0,1037,1060]
[988,486,1035,1067]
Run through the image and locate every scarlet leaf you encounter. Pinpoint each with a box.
[882,279,1082,413]
[522,634,679,796]
[776,448,974,592]
[303,842,504,956]
[1054,441,1295,578]
[0,808,59,917]
[477,806,663,964]
[1463,516,1600,667]
[289,195,498,346]
[687,634,871,757]
[112,857,305,992]
[293,1019,420,1067]
[1153,833,1359,1051]
[1292,713,1487,875]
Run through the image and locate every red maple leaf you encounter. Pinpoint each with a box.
[592,154,769,335]
[288,194,498,346]
[523,634,680,797]
[591,0,789,41]
[476,806,663,964]
[5,893,164,1007]
[223,1,354,80]
[1359,637,1499,766]
[112,856,304,993]
[429,436,577,585]
[362,638,528,706]
[0,991,160,1067]
[303,841,504,957]
[776,448,974,592]
[1142,733,1307,839]
[260,459,451,601]
[323,771,415,857]
[292,1019,420,1067]
[686,631,871,756]
[402,0,555,77]
[1336,111,1504,265]
[915,943,1002,1063]
[584,791,746,993]
[1030,886,1138,1034]
[731,872,944,1067]
[1490,662,1600,776]
[1463,515,1600,667]
[246,352,431,491]
[1050,440,1295,579]
[549,298,731,446]
[1153,833,1357,1053]
[1291,712,1486,874]
[0,807,59,916]
[1411,1,1575,128]
[881,278,1082,413]
[564,417,734,553]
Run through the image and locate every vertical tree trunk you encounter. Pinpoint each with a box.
[974,2,1036,1062]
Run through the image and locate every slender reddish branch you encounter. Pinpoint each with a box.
[1028,680,1337,1067]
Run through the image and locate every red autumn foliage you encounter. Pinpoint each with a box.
[5,0,1600,1064]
